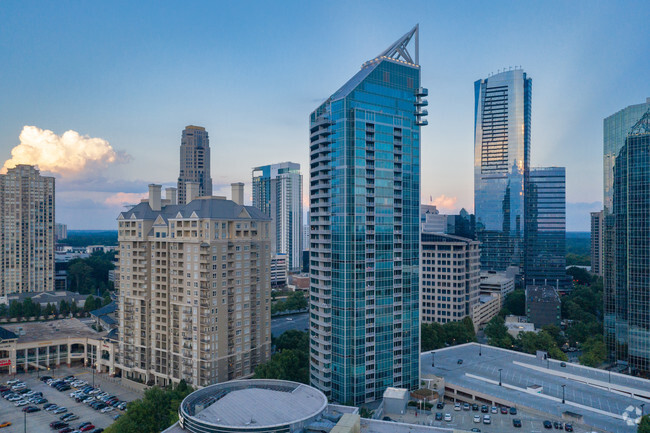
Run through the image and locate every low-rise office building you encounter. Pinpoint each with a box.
[479,271,515,306]
[471,293,501,331]
[0,318,117,375]
[526,285,561,328]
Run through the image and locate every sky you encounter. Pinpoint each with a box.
[1,1,649,230]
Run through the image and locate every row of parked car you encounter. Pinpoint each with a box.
[0,376,107,433]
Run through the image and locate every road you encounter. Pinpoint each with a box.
[271,313,308,337]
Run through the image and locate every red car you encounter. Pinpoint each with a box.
[80,425,95,432]
[500,407,509,414]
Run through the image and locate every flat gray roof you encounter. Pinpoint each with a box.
[3,318,104,343]
[422,343,650,433]
[195,383,326,427]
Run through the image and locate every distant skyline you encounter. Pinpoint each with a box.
[1,1,648,230]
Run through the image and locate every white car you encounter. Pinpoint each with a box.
[474,414,481,423]
[483,415,491,425]
[15,400,28,407]
[444,413,452,422]
[101,406,114,414]
[491,406,497,414]
[454,403,461,411]
[6,379,20,385]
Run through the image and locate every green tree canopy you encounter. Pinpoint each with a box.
[274,330,308,352]
[484,316,514,349]
[503,290,526,316]
[579,336,607,367]
[104,381,193,433]
[639,415,650,433]
[517,330,567,361]
[84,295,97,312]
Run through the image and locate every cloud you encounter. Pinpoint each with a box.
[1,126,130,177]
[432,194,458,211]
[104,192,147,207]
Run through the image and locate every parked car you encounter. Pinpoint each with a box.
[90,429,104,433]
[481,405,488,413]
[53,407,68,414]
[510,407,517,415]
[483,415,491,424]
[491,406,497,414]
[435,412,442,420]
[101,406,114,414]
[565,423,573,432]
[436,402,444,409]
[513,419,522,428]
[59,428,73,433]
[543,420,553,429]
[14,400,28,407]
[500,406,508,414]
[40,375,52,382]
[6,379,20,385]
[49,421,68,429]
[24,406,41,413]
[80,425,95,432]
[472,403,479,411]
[63,415,79,422]
[45,404,59,411]
[473,414,481,423]
[0,422,11,428]
[553,421,563,429]
[444,413,452,422]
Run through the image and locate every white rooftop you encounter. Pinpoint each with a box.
[383,387,408,399]
[195,384,326,427]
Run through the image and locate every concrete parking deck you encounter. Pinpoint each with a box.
[421,343,649,433]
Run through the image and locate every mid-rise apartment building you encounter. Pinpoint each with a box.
[116,184,271,388]
[0,164,55,295]
[421,233,480,324]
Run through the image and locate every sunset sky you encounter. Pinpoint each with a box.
[1,0,649,230]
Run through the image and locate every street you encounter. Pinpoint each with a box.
[271,313,308,337]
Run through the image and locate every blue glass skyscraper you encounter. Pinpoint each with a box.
[474,70,531,272]
[309,26,426,404]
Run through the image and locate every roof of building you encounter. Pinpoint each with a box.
[2,318,105,343]
[422,343,650,433]
[0,326,18,341]
[526,285,560,303]
[5,291,88,305]
[421,232,477,244]
[90,301,117,318]
[383,387,408,400]
[178,380,327,431]
[118,197,269,222]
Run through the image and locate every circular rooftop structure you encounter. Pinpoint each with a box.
[178,379,328,433]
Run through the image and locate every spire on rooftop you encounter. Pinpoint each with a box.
[375,24,419,65]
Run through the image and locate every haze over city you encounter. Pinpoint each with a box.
[1,0,649,230]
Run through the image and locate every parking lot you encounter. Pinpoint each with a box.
[0,367,142,433]
[386,404,585,433]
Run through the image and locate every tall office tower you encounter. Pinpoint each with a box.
[420,233,480,324]
[474,69,531,272]
[0,165,55,295]
[420,205,447,233]
[309,26,426,404]
[116,184,271,387]
[603,98,650,365]
[524,167,569,289]
[252,162,303,271]
[590,210,603,276]
[610,110,650,374]
[178,125,212,205]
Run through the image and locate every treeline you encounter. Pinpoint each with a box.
[59,230,118,247]
[104,381,193,433]
[421,317,476,352]
[253,330,309,384]
[484,271,606,367]
[0,294,110,320]
[271,291,307,315]
[64,250,116,296]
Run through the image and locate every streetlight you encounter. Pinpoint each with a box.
[23,411,26,433]
[498,368,503,386]
[561,384,566,404]
[608,370,611,384]
[431,352,435,367]
[641,403,645,418]
[479,343,482,357]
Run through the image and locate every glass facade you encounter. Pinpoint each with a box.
[610,110,650,374]
[309,31,425,404]
[252,163,303,270]
[474,70,531,272]
[524,167,569,289]
[603,99,650,366]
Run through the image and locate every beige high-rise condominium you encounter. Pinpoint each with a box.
[116,184,272,387]
[0,165,55,295]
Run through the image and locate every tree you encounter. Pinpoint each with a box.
[517,330,567,361]
[274,330,308,352]
[579,336,606,367]
[0,304,7,317]
[84,295,97,312]
[485,316,514,348]
[566,266,593,286]
[103,290,112,306]
[68,261,94,293]
[541,324,565,348]
[105,381,193,433]
[22,298,38,317]
[9,300,23,318]
[59,300,70,315]
[421,323,446,352]
[639,415,650,433]
[253,349,309,384]
[503,290,526,316]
